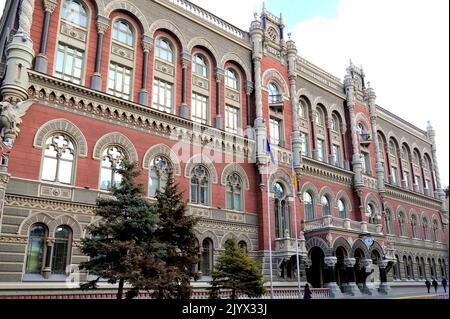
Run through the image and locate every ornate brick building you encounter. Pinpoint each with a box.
[0,0,448,297]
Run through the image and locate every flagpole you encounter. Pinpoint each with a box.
[266,161,274,299]
[291,167,302,299]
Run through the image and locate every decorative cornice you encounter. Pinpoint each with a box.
[385,185,442,211]
[303,158,354,187]
[0,235,28,244]
[5,195,95,215]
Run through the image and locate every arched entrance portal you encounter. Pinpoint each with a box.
[335,247,348,290]
[354,248,367,286]
[308,247,325,288]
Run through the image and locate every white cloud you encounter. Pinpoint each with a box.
[288,0,449,187]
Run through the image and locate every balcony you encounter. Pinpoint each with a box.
[359,134,372,146]
[269,94,283,105]
[303,216,383,235]
[274,237,307,258]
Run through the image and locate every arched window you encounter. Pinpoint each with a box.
[268,82,282,104]
[331,114,338,131]
[304,192,314,221]
[314,109,324,126]
[338,199,347,219]
[433,220,440,242]
[403,256,410,279]
[155,38,174,64]
[394,255,401,280]
[321,196,331,216]
[398,212,406,237]
[149,156,172,197]
[367,204,377,224]
[193,54,208,78]
[100,146,125,191]
[62,0,88,28]
[201,239,213,276]
[112,20,134,47]
[389,141,397,157]
[274,183,291,239]
[41,134,75,185]
[238,241,248,255]
[51,226,72,274]
[226,173,242,211]
[25,224,48,274]
[411,215,419,239]
[385,210,393,235]
[416,257,423,279]
[225,69,239,90]
[299,100,307,119]
[408,256,415,280]
[191,166,210,206]
[423,218,430,240]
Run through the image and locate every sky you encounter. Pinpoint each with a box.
[0,0,448,187]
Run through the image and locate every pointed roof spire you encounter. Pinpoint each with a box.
[263,0,267,12]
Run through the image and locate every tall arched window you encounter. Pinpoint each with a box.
[62,0,88,28]
[51,226,72,274]
[108,19,135,101]
[417,257,423,279]
[226,173,242,211]
[403,256,410,279]
[321,196,331,216]
[153,38,175,113]
[191,166,210,206]
[398,212,406,237]
[193,54,208,78]
[338,199,347,219]
[367,204,377,224]
[394,255,401,280]
[299,100,307,119]
[423,218,430,240]
[155,38,174,64]
[41,134,75,185]
[408,256,415,280]
[385,210,393,234]
[100,146,125,191]
[201,239,213,276]
[225,68,241,134]
[238,241,248,255]
[25,224,48,274]
[149,156,172,197]
[433,220,440,242]
[411,215,418,239]
[314,109,324,126]
[304,192,314,221]
[274,182,291,239]
[191,52,211,125]
[268,82,282,104]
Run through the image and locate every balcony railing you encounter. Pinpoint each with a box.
[304,216,383,235]
[359,134,372,145]
[269,94,283,104]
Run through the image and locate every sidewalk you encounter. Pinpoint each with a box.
[340,287,450,299]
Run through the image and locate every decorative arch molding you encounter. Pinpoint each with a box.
[409,209,418,221]
[34,119,88,157]
[269,169,293,196]
[103,0,151,36]
[296,88,313,104]
[364,193,382,211]
[220,232,253,251]
[184,155,218,184]
[19,213,82,240]
[329,104,347,128]
[396,206,407,216]
[313,96,330,111]
[351,239,370,258]
[188,37,219,65]
[220,52,251,81]
[142,144,181,176]
[319,186,336,208]
[261,68,290,98]
[335,191,353,212]
[93,0,106,14]
[197,230,220,250]
[420,211,430,224]
[306,237,332,257]
[300,182,319,202]
[370,241,385,258]
[149,19,187,50]
[387,132,401,147]
[332,237,352,256]
[93,132,138,164]
[355,113,371,128]
[220,163,250,190]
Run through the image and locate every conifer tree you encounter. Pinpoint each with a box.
[210,237,266,299]
[79,160,165,299]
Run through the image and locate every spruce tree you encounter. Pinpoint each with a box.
[79,160,165,299]
[134,170,200,299]
[210,237,266,299]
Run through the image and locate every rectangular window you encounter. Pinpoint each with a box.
[317,139,326,161]
[362,152,371,175]
[392,167,398,185]
[300,132,309,157]
[225,105,240,134]
[108,63,132,100]
[270,118,282,146]
[191,93,208,125]
[403,171,410,188]
[55,43,84,84]
[333,145,341,166]
[152,78,173,113]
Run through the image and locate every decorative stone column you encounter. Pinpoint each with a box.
[245,81,254,133]
[138,35,153,106]
[35,0,57,73]
[43,238,55,279]
[344,258,361,296]
[215,68,224,129]
[427,123,446,204]
[180,52,191,119]
[91,16,110,91]
[324,256,343,298]
[360,258,376,295]
[378,260,391,295]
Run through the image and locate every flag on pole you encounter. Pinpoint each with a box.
[266,139,276,164]
[292,161,298,193]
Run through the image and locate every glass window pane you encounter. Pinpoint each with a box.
[42,157,58,182]
[25,225,47,274]
[100,167,112,190]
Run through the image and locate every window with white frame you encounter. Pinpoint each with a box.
[362,152,371,175]
[149,156,172,197]
[300,132,309,157]
[41,134,75,185]
[333,145,341,166]
[304,192,314,221]
[193,54,208,78]
[274,182,291,239]
[269,82,282,104]
[225,69,239,90]
[321,196,331,216]
[317,139,325,162]
[191,93,208,125]
[100,146,125,191]
[191,166,210,206]
[55,44,84,84]
[225,105,239,134]
[270,118,282,146]
[108,63,132,100]
[155,38,174,64]
[152,79,173,113]
[112,20,134,47]
[338,199,347,219]
[226,173,242,211]
[62,0,87,28]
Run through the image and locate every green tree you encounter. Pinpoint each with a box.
[210,237,266,299]
[79,160,165,299]
[131,170,201,299]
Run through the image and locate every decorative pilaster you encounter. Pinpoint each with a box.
[91,16,109,91]
[343,258,361,296]
[43,238,54,279]
[245,81,254,138]
[35,0,57,73]
[215,68,224,129]
[366,85,386,193]
[180,52,191,119]
[138,35,153,106]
